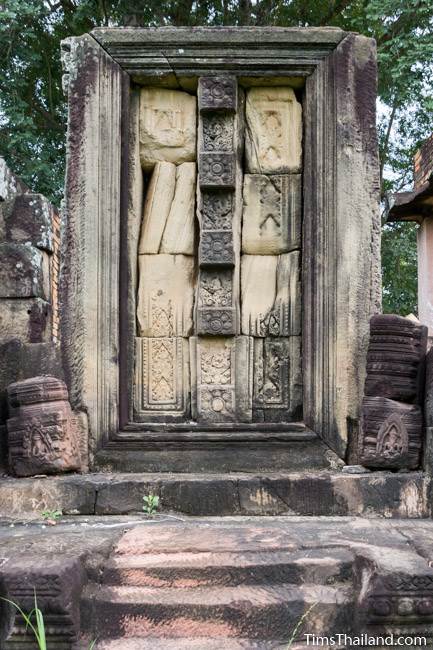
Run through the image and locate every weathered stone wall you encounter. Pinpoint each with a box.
[0,159,63,468]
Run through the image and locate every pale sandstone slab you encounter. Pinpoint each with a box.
[253,336,302,422]
[160,162,196,255]
[241,252,301,336]
[139,88,196,170]
[190,336,252,423]
[242,174,301,254]
[245,87,302,174]
[137,254,195,337]
[138,162,176,254]
[134,337,190,422]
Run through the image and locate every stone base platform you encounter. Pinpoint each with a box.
[0,470,430,518]
[1,516,433,648]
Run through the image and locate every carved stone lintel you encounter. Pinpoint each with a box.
[6,376,81,477]
[190,336,252,423]
[199,153,236,189]
[134,337,190,422]
[198,76,238,113]
[253,337,302,422]
[365,314,427,404]
[359,396,422,470]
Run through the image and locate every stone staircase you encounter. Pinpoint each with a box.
[81,523,356,649]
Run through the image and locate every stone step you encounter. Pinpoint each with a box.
[102,548,353,588]
[0,470,428,518]
[93,639,329,649]
[81,582,354,640]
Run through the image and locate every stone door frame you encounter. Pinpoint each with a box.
[60,27,380,460]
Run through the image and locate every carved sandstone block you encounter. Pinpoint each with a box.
[365,314,427,404]
[190,336,252,423]
[198,76,237,113]
[160,162,197,255]
[359,396,422,470]
[199,230,234,267]
[134,337,190,421]
[199,153,236,189]
[196,269,238,335]
[138,162,176,254]
[200,191,233,230]
[242,174,301,254]
[6,376,81,477]
[253,337,302,422]
[241,252,301,336]
[0,242,50,299]
[245,87,302,174]
[139,87,196,170]
[3,556,84,645]
[137,254,195,337]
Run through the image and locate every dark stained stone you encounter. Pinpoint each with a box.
[364,314,427,404]
[359,396,423,470]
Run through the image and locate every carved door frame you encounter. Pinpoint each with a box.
[60,28,381,461]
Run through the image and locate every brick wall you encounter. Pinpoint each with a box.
[414,134,433,190]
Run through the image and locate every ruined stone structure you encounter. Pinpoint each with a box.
[56,26,381,473]
[4,26,433,650]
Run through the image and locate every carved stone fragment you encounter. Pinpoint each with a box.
[2,555,84,647]
[199,230,234,267]
[242,174,301,254]
[136,254,195,337]
[365,314,427,404]
[138,162,176,254]
[365,572,433,631]
[134,337,190,421]
[200,191,233,230]
[241,252,301,336]
[198,76,237,113]
[0,242,50,299]
[253,337,302,422]
[199,153,236,188]
[6,376,81,477]
[160,162,197,255]
[139,87,196,169]
[197,269,237,335]
[190,336,252,423]
[359,396,422,469]
[245,87,302,174]
[201,114,234,152]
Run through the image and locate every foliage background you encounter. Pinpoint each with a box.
[1,0,432,314]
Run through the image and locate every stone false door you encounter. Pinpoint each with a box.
[61,28,381,462]
[132,77,303,427]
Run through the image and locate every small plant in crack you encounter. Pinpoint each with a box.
[286,602,317,649]
[41,509,62,525]
[143,493,159,516]
[0,591,97,649]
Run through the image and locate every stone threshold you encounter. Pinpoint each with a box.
[0,470,429,519]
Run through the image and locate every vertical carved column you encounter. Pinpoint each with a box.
[197,77,240,336]
[193,77,252,423]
